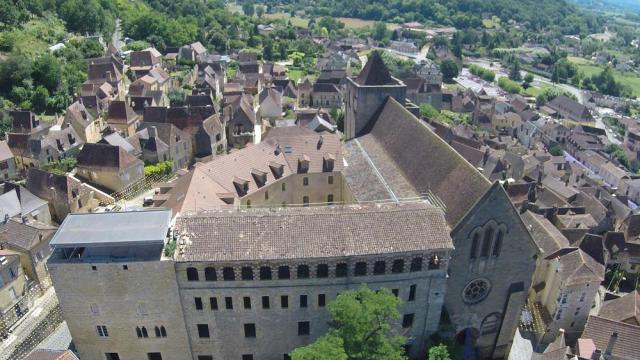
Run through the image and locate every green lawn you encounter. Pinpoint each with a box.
[287,69,304,81]
[263,12,309,28]
[524,84,563,97]
[568,56,640,97]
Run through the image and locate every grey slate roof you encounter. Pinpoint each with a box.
[175,202,452,262]
[50,209,172,247]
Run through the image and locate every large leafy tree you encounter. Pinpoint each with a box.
[291,285,406,360]
[440,59,459,82]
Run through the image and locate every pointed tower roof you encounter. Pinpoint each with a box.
[355,51,393,86]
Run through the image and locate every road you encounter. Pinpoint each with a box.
[111,19,124,53]
[0,287,63,360]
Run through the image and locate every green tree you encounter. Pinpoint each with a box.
[255,5,265,18]
[291,285,405,360]
[428,344,451,360]
[440,60,459,83]
[291,335,348,360]
[32,54,62,93]
[242,3,255,17]
[551,66,561,84]
[372,22,389,41]
[509,60,522,81]
[523,73,534,89]
[31,85,49,114]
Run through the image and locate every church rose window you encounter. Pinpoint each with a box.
[462,279,491,304]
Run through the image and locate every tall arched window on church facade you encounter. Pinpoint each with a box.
[481,227,493,258]
[470,232,479,260]
[493,230,503,257]
[480,312,501,335]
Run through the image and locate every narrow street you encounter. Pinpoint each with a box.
[0,287,63,360]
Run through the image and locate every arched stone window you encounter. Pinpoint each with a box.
[278,266,290,279]
[186,267,199,281]
[392,259,404,273]
[481,227,493,258]
[160,326,167,337]
[316,264,329,278]
[223,267,235,281]
[480,313,501,335]
[241,266,254,280]
[493,230,503,257]
[141,327,148,338]
[154,326,161,337]
[204,267,216,281]
[410,257,423,272]
[354,262,367,276]
[336,263,348,277]
[470,233,480,260]
[260,266,272,280]
[297,265,310,279]
[373,261,386,275]
[136,327,143,338]
[428,255,440,270]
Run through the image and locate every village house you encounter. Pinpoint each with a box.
[130,122,193,171]
[76,143,144,192]
[224,94,258,149]
[106,100,141,137]
[0,216,57,288]
[0,140,17,181]
[63,100,107,144]
[0,252,27,337]
[0,183,52,224]
[522,212,605,344]
[257,87,283,122]
[297,78,312,107]
[546,95,594,124]
[129,48,163,78]
[311,83,343,108]
[578,291,640,360]
[26,168,102,222]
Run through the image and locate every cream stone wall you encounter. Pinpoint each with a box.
[49,259,192,360]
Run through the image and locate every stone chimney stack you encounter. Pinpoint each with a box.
[149,126,158,139]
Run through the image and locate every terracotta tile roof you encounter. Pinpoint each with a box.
[351,97,491,225]
[545,247,605,286]
[0,218,56,251]
[582,315,640,360]
[107,101,139,125]
[77,143,141,170]
[521,211,570,255]
[355,51,394,86]
[598,291,640,325]
[175,202,452,262]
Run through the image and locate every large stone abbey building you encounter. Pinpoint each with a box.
[48,53,539,360]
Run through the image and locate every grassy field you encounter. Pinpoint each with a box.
[523,84,563,97]
[568,56,640,97]
[263,12,309,28]
[335,17,400,31]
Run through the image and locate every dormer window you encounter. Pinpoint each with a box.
[233,177,250,196]
[298,155,310,174]
[217,193,235,205]
[251,168,267,187]
[323,153,335,172]
[269,161,284,179]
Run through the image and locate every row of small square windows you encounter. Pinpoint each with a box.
[194,286,417,312]
[195,313,415,340]
[185,258,426,282]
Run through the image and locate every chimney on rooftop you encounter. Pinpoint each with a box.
[149,126,158,139]
[317,135,323,149]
